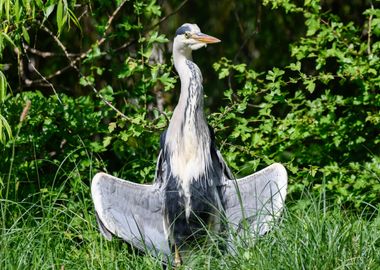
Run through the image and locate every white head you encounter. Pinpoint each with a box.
[173,23,220,56]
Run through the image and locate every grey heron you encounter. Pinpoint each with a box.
[91,23,287,265]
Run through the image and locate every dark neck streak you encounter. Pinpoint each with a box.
[182,60,204,132]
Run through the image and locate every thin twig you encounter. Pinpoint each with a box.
[115,0,189,52]
[149,0,189,31]
[23,44,80,58]
[43,25,129,118]
[77,5,88,21]
[30,64,72,83]
[367,4,374,56]
[32,0,128,84]
[28,1,131,118]
[234,10,244,35]
[23,43,63,103]
[41,25,76,65]
[232,1,261,63]
[19,1,131,119]
[98,0,128,46]
[15,47,24,91]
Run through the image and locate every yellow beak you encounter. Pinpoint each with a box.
[192,33,221,44]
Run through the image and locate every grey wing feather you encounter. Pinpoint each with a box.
[91,170,170,256]
[222,163,288,235]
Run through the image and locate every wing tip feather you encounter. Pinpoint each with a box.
[269,162,288,187]
[91,172,106,211]
[91,172,115,240]
[95,211,113,240]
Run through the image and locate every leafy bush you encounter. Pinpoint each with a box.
[0,0,172,200]
[1,92,107,199]
[211,1,380,208]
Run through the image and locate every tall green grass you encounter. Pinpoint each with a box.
[1,163,379,269]
[0,175,163,269]
[184,200,380,269]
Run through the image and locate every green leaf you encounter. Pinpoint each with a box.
[319,73,334,84]
[5,0,10,21]
[56,0,67,35]
[14,0,21,23]
[79,76,94,86]
[223,88,233,101]
[0,32,16,48]
[67,8,82,32]
[22,26,30,44]
[305,14,321,36]
[99,86,114,102]
[145,0,161,16]
[213,62,221,71]
[218,68,229,79]
[233,63,246,73]
[266,68,285,82]
[309,166,319,177]
[0,71,7,102]
[103,136,112,148]
[35,0,43,8]
[251,133,263,147]
[45,4,55,18]
[304,79,316,93]
[108,122,116,133]
[0,114,12,144]
[159,72,176,91]
[148,32,169,44]
[56,0,63,32]
[288,61,301,71]
[287,163,299,174]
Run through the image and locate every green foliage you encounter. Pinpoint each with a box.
[1,92,107,200]
[0,0,174,199]
[211,1,380,208]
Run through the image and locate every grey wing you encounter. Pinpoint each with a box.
[91,172,170,256]
[222,163,288,236]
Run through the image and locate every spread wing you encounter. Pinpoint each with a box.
[91,170,170,257]
[221,163,288,236]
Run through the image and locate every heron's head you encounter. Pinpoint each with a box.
[173,23,220,53]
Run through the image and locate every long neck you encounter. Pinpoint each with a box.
[173,48,204,120]
[173,47,192,79]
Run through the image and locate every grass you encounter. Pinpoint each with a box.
[1,162,379,269]
[181,197,380,270]
[0,183,163,269]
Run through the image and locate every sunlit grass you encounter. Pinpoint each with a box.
[0,189,163,269]
[184,201,380,269]
[1,161,379,269]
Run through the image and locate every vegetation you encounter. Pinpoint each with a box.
[0,0,379,268]
[1,187,379,269]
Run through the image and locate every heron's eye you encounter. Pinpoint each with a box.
[184,32,191,39]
